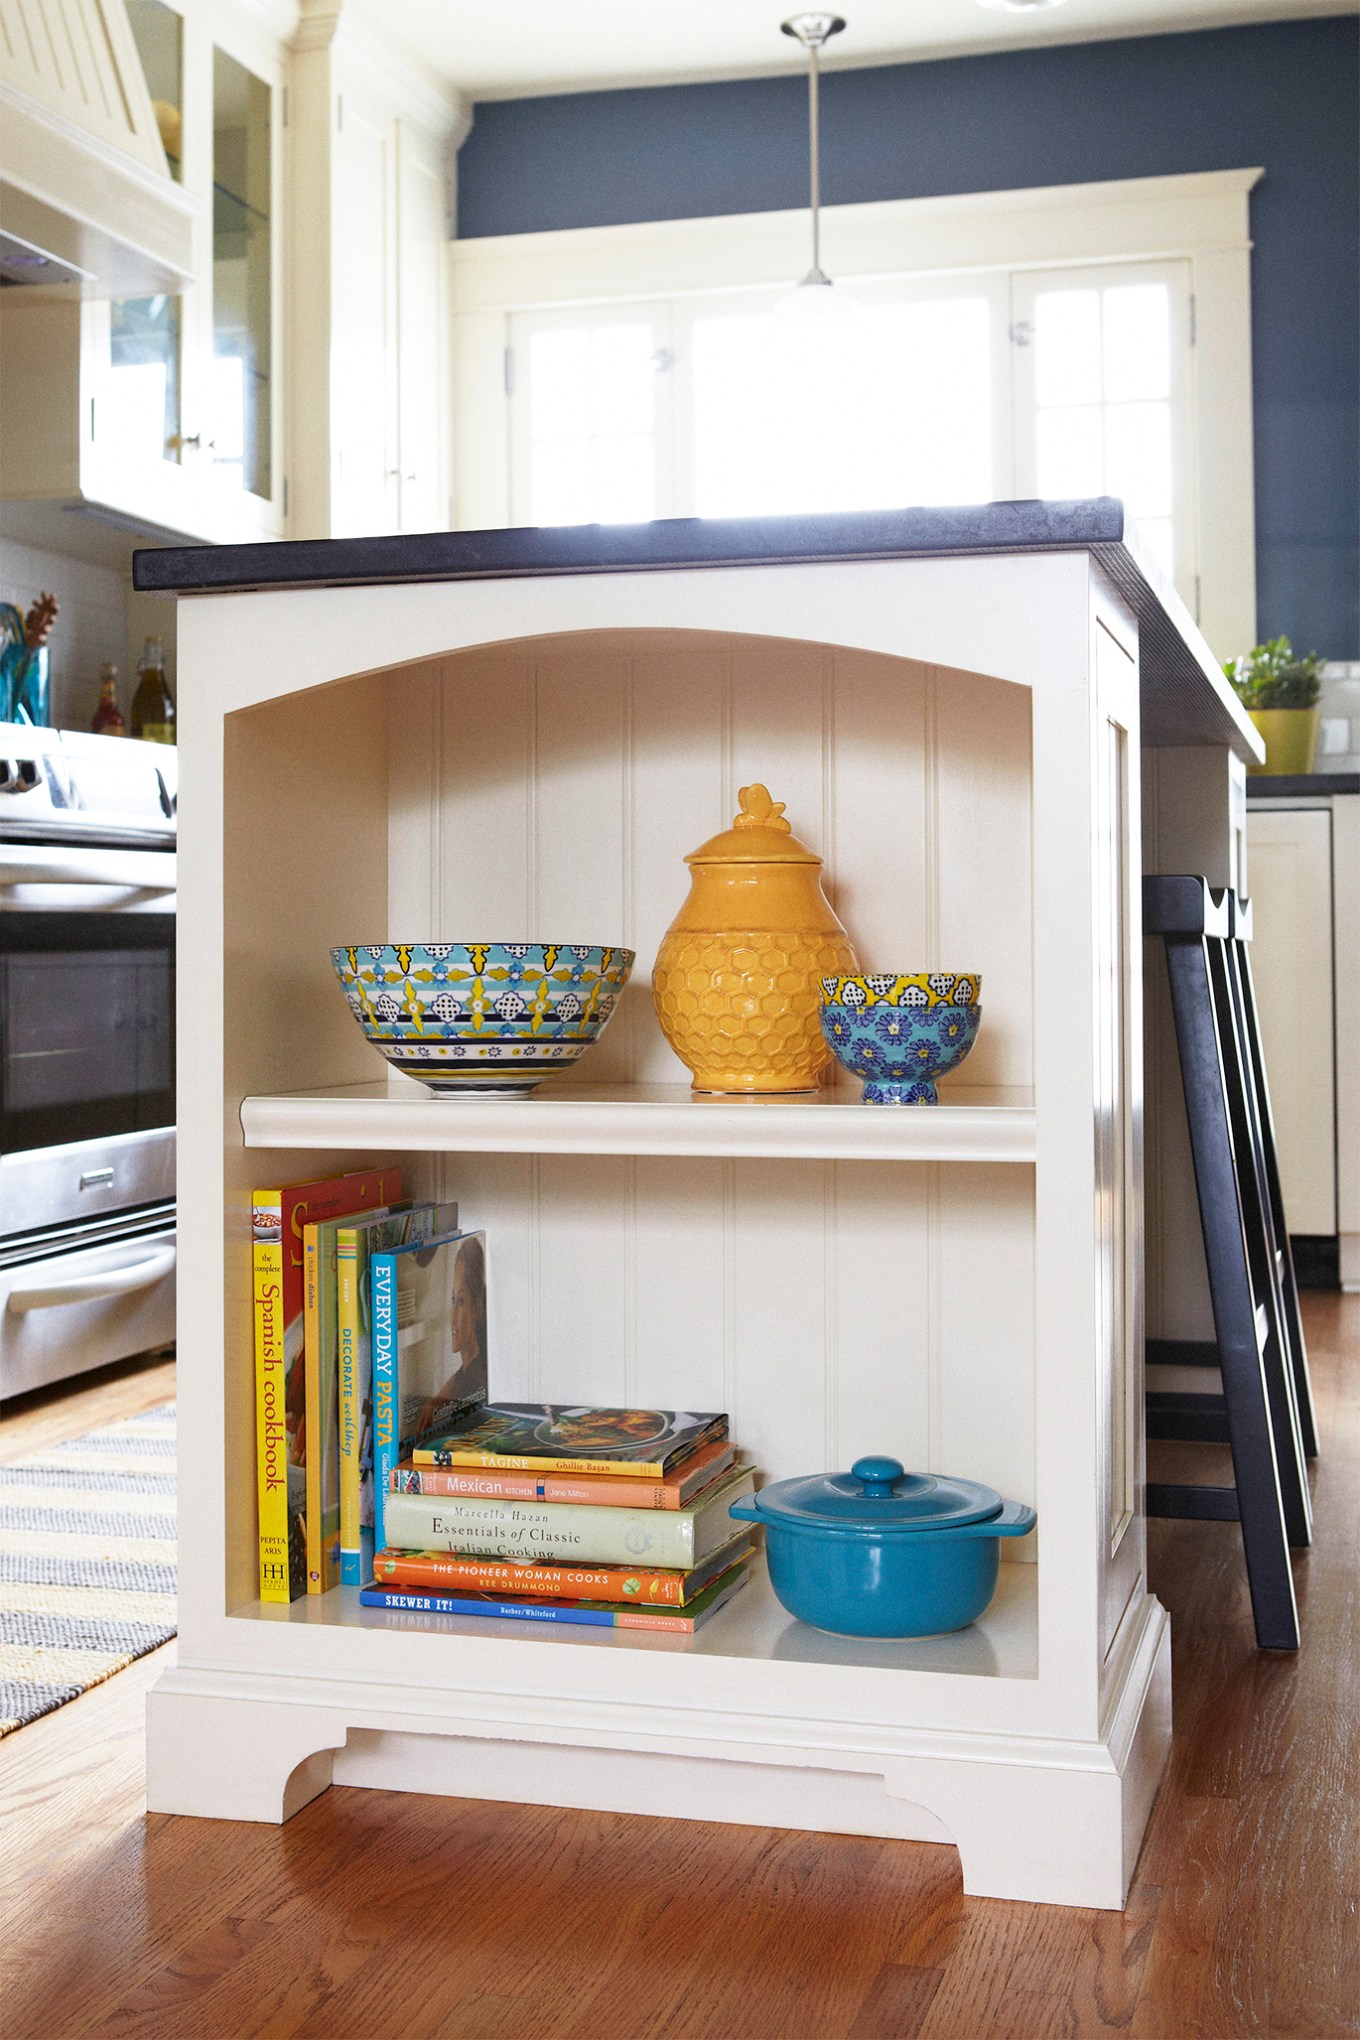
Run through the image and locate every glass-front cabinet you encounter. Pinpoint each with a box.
[86,0,285,541]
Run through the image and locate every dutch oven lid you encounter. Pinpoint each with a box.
[752,1456,1005,1532]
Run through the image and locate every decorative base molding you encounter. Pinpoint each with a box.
[146,1603,1170,1911]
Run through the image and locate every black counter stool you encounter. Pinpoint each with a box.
[1144,876,1318,1652]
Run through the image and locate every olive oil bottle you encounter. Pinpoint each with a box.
[130,637,175,744]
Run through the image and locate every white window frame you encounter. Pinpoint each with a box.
[450,168,1261,662]
[1011,257,1197,596]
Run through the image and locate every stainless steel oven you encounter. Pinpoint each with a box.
[0,724,176,1399]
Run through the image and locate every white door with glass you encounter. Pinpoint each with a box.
[508,257,1196,614]
[1011,261,1195,591]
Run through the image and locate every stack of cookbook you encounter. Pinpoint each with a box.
[363,1403,758,1634]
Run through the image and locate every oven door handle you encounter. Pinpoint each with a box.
[6,1242,177,1312]
[0,847,176,889]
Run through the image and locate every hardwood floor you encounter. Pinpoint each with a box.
[1,1302,1355,2040]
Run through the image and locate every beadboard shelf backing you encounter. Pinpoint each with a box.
[239,1080,1039,1162]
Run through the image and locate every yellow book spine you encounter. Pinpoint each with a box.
[337,1232,363,1583]
[254,1226,291,1603]
[302,1222,327,1594]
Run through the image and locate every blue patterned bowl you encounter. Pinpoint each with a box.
[332,942,636,1096]
[819,972,982,1105]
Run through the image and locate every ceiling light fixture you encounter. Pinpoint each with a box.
[776,12,858,323]
[975,0,1068,13]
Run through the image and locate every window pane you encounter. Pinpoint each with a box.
[526,323,658,523]
[1027,274,1179,572]
[692,295,993,519]
[592,435,653,522]
[1036,405,1105,499]
[1103,284,1170,402]
[1034,290,1101,407]
[590,326,654,436]
[532,438,592,525]
[1106,402,1172,517]
[531,331,590,437]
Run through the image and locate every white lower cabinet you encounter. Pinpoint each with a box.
[1247,793,1360,1287]
[137,534,1262,1908]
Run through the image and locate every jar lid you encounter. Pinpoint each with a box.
[686,783,822,866]
[749,1456,1005,1533]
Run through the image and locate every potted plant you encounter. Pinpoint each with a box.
[1224,635,1326,776]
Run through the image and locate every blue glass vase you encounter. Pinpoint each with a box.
[0,604,50,726]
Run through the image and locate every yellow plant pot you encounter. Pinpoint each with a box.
[1247,707,1320,776]
[652,783,858,1094]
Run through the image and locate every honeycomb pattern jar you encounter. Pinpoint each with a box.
[652,783,859,1094]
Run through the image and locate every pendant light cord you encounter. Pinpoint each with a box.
[782,14,846,288]
[807,36,822,279]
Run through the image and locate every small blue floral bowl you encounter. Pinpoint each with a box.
[819,972,982,1105]
[332,942,635,1096]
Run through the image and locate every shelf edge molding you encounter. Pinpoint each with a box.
[238,1089,1038,1164]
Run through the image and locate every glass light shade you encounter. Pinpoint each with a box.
[774,275,861,325]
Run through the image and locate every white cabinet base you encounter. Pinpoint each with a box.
[1342,1234,1360,1294]
[147,1595,1169,1911]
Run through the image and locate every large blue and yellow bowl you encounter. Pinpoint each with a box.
[332,942,635,1096]
[819,972,982,1105]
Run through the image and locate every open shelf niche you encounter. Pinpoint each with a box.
[223,626,1040,1671]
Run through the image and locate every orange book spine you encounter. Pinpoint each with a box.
[373,1549,695,1605]
[391,1439,736,1510]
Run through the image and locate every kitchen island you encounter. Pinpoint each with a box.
[133,498,1261,1908]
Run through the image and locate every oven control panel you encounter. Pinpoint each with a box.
[0,723,176,847]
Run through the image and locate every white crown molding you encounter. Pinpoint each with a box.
[450,166,1263,308]
[226,0,303,42]
[297,0,471,143]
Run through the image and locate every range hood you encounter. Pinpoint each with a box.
[0,0,194,298]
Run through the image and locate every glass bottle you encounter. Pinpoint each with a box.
[90,662,127,737]
[130,638,175,745]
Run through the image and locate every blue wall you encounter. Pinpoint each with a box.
[458,18,1359,658]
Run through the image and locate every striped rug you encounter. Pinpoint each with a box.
[0,1402,176,1736]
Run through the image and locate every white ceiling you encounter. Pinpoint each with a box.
[380,0,1357,102]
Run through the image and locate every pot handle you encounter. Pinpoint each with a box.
[728,1499,761,1525]
[940,1499,1037,1541]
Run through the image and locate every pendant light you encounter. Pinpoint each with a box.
[776,12,858,323]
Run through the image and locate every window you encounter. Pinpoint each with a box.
[511,305,674,526]
[508,261,1192,594]
[1012,262,1193,588]
[455,171,1260,656]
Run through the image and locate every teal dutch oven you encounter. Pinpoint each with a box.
[730,1454,1036,1638]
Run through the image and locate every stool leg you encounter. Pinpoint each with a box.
[1234,940,1320,1458]
[1208,940,1312,1547]
[1163,934,1299,1650]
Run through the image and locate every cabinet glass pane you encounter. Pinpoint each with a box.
[212,48,272,500]
[109,295,183,466]
[125,0,182,177]
[114,1,183,467]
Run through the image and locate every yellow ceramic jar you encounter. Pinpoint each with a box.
[652,783,858,1094]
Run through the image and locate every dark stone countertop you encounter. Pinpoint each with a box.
[129,496,1260,760]
[132,497,1130,595]
[1246,773,1360,798]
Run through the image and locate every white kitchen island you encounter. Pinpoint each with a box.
[133,499,1262,1908]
